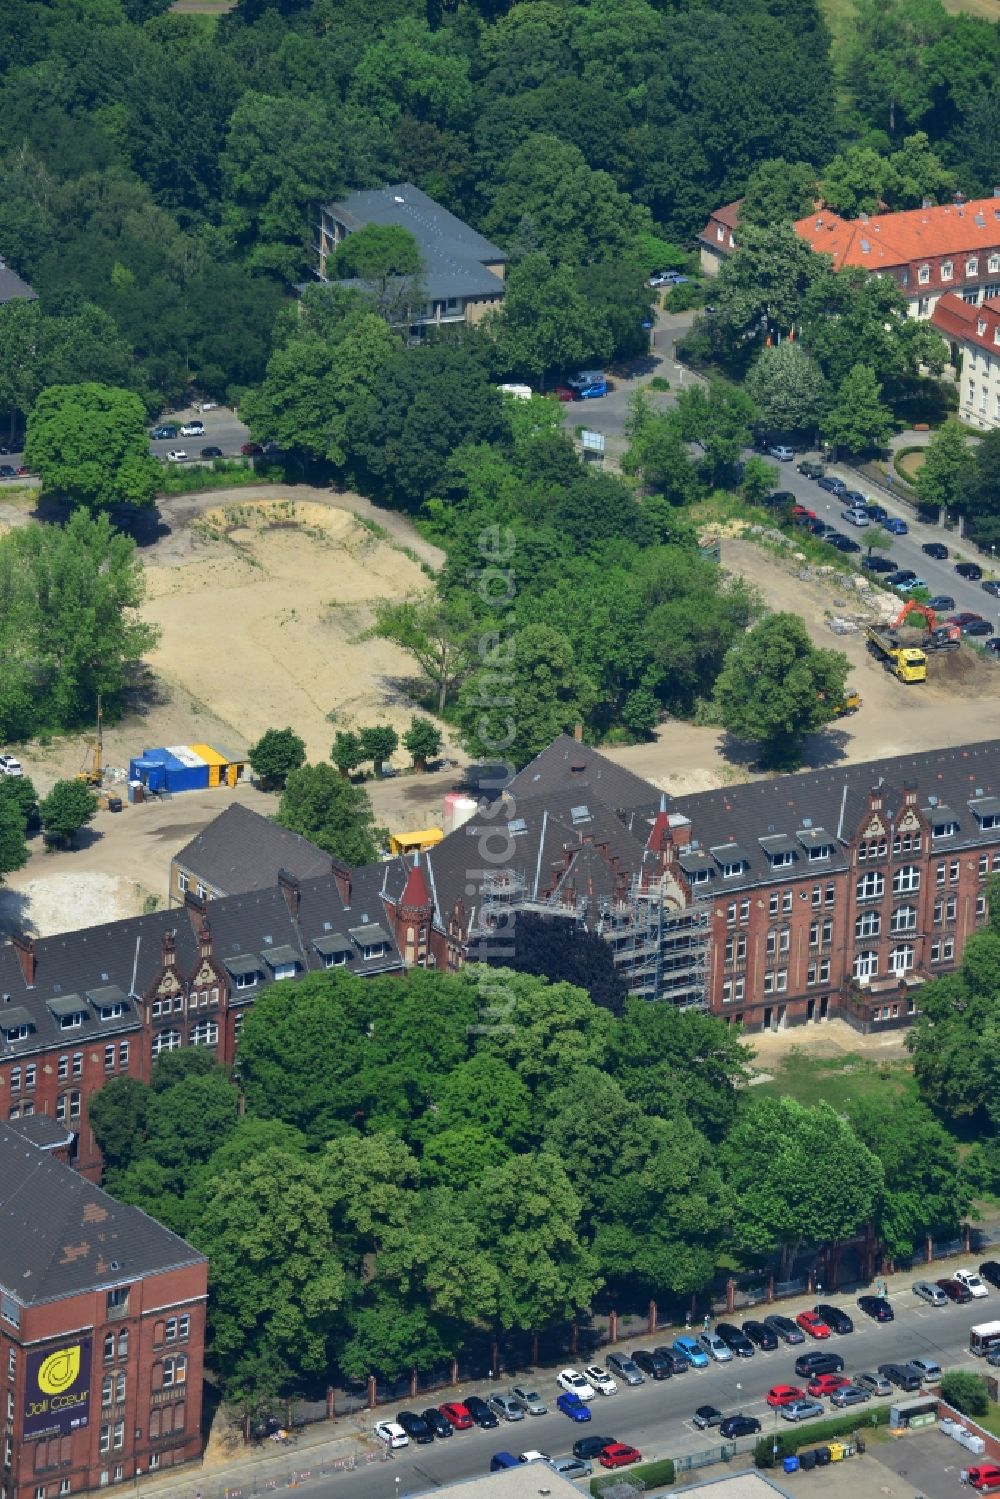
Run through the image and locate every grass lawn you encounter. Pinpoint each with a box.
[967,1404,1000,1438]
[752,1047,917,1110]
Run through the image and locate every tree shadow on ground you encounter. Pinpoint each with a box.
[717,725,851,773]
[0,887,34,940]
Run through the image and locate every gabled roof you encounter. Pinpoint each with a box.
[793,197,1000,272]
[0,260,37,305]
[0,1122,203,1306]
[507,735,661,814]
[174,804,332,895]
[932,291,1000,353]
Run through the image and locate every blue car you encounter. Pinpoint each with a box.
[894,577,928,593]
[556,1393,592,1423]
[817,476,846,494]
[577,381,608,399]
[672,1335,710,1369]
[884,516,909,534]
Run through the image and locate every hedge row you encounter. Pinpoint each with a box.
[753,1405,891,1468]
[590,1457,675,1495]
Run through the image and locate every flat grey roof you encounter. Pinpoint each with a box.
[223,953,261,978]
[349,924,391,946]
[313,933,352,956]
[46,994,86,1018]
[0,1008,33,1031]
[87,984,128,1008]
[261,945,300,968]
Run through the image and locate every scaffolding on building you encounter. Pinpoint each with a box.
[477,868,711,1008]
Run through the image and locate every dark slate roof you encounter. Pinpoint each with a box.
[174,804,332,894]
[6,1114,74,1152]
[0,1122,203,1306]
[323,183,507,302]
[507,736,662,815]
[0,261,37,305]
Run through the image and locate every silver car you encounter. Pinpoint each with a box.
[855,1371,892,1396]
[830,1385,870,1408]
[510,1386,547,1417]
[913,1280,948,1307]
[697,1331,733,1363]
[548,1456,592,1480]
[605,1353,644,1386]
[909,1358,942,1386]
[782,1399,825,1422]
[488,1394,524,1422]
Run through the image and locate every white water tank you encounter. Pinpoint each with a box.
[443,791,478,833]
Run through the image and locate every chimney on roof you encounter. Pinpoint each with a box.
[570,758,586,774]
[573,722,584,743]
[12,933,35,987]
[183,888,207,932]
[198,919,214,961]
[922,197,932,209]
[161,929,176,968]
[278,867,301,918]
[902,781,918,807]
[330,857,352,906]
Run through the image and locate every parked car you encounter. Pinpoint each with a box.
[464,1396,499,1428]
[817,476,847,494]
[807,1374,849,1398]
[865,503,888,522]
[150,424,178,439]
[842,507,870,527]
[768,445,794,461]
[766,1386,806,1408]
[947,612,983,626]
[887,568,917,585]
[988,1349,1000,1368]
[794,1351,845,1378]
[421,1409,453,1439]
[179,421,204,437]
[200,445,224,459]
[374,1420,408,1448]
[672,1336,709,1369]
[768,490,797,507]
[927,595,955,611]
[553,387,578,402]
[0,465,16,479]
[719,1415,761,1439]
[964,619,995,636]
[548,1456,591,1480]
[982,581,1000,597]
[577,381,608,399]
[647,271,687,288]
[862,556,897,574]
[490,1453,520,1471]
[439,1402,474,1430]
[396,1411,434,1444]
[955,1270,990,1298]
[781,1400,826,1423]
[956,561,984,579]
[828,534,862,553]
[968,1465,1000,1493]
[878,1362,922,1392]
[857,1295,894,1321]
[652,1348,690,1375]
[855,1371,892,1397]
[631,1350,672,1380]
[922,541,949,559]
[583,1365,618,1395]
[715,1324,754,1358]
[763,1314,805,1345]
[557,1370,595,1400]
[572,1436,617,1461]
[830,1385,871,1408]
[692,1406,723,1430]
[987,639,1000,657]
[908,1358,942,1385]
[883,517,909,534]
[600,1444,641,1469]
[605,1353,644,1386]
[743,1321,779,1351]
[488,1395,525,1423]
[517,1451,550,1466]
[510,1387,547,1417]
[912,1280,949,1307]
[166,449,188,462]
[980,1262,1000,1289]
[814,1304,854,1335]
[697,1332,733,1363]
[556,1394,592,1423]
[796,1310,831,1339]
[894,576,929,593]
[797,461,825,479]
[0,755,23,777]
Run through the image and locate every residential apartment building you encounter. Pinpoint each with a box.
[699,194,1000,319]
[931,291,1000,430]
[168,802,335,906]
[0,1121,206,1499]
[315,183,506,334]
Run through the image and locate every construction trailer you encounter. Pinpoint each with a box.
[389,828,445,856]
[188,744,228,787]
[128,744,248,796]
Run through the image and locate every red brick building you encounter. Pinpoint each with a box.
[0,1120,206,1499]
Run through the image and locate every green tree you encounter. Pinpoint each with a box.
[372,595,476,715]
[916,420,976,513]
[0,774,38,832]
[675,380,756,486]
[457,623,596,770]
[88,1077,151,1172]
[865,526,893,559]
[801,269,946,393]
[0,796,28,880]
[940,1370,989,1418]
[845,1095,969,1258]
[330,730,363,777]
[714,612,850,768]
[745,342,829,435]
[884,132,956,210]
[196,1149,346,1405]
[720,1097,884,1269]
[741,455,780,507]
[247,727,305,790]
[623,391,700,503]
[472,967,615,1098]
[696,224,829,363]
[491,252,609,388]
[24,383,159,513]
[359,724,399,778]
[739,159,819,228]
[958,428,1000,543]
[331,225,423,323]
[821,146,890,218]
[39,779,98,848]
[402,716,442,770]
[823,364,894,455]
[277,763,385,863]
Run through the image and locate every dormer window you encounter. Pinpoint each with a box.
[717,225,725,241]
[932,819,959,840]
[918,264,930,285]
[979,319,988,336]
[350,925,392,961]
[941,261,954,281]
[969,796,1000,830]
[925,805,959,840]
[807,843,832,861]
[261,946,300,982]
[990,255,1000,273]
[48,995,87,1030]
[689,868,712,885]
[224,954,261,990]
[968,257,980,277]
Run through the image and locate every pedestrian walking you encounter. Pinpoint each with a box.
[961,1469,969,1486]
[685,1311,692,1332]
[703,1312,711,1332]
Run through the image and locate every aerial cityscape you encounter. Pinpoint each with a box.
[1,1,1000,1498]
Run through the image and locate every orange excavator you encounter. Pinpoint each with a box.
[891,599,960,649]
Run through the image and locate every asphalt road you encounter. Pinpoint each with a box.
[148,405,250,464]
[288,1294,993,1499]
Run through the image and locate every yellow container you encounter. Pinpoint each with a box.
[389,828,445,856]
[189,743,228,789]
[827,1443,846,1463]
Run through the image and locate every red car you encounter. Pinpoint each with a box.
[600,1444,641,1469]
[790,505,817,519]
[552,387,579,403]
[969,1467,1000,1493]
[767,1385,805,1408]
[807,1373,849,1398]
[796,1310,831,1339]
[438,1402,474,1430]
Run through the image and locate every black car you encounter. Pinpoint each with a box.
[956,561,983,580]
[986,639,1000,656]
[421,1408,453,1439]
[887,569,917,585]
[692,1405,723,1430]
[798,461,825,479]
[857,1295,894,1321]
[922,541,949,559]
[878,1362,921,1392]
[927,594,955,610]
[653,1347,690,1374]
[980,1261,1000,1288]
[573,1436,617,1461]
[464,1395,498,1428]
[843,490,867,507]
[982,581,1000,598]
[632,1349,672,1380]
[865,503,888,522]
[769,491,796,506]
[0,465,15,479]
[150,424,178,440]
[963,618,995,636]
[397,1411,434,1444]
[862,556,897,574]
[201,445,224,459]
[794,1351,845,1378]
[805,517,829,535]
[715,1323,755,1358]
[719,1415,761,1439]
[814,1304,854,1335]
[817,476,847,494]
[828,534,861,553]
[763,1314,805,1345]
[937,1277,972,1303]
[742,1320,779,1351]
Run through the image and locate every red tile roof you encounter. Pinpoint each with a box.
[714,200,742,230]
[931,291,1000,354]
[794,198,1000,272]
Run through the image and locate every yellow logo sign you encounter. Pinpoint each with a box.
[38,1347,81,1397]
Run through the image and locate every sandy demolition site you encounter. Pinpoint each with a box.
[3,490,1000,938]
